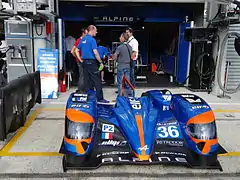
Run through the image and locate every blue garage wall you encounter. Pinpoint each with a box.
[59,2,200,23]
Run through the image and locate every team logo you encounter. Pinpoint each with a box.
[138,145,149,151]
[101,124,114,140]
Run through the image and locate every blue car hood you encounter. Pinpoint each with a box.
[113,96,159,160]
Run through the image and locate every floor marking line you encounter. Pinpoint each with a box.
[40,107,240,113]
[218,152,240,156]
[0,151,240,157]
[0,108,42,153]
[0,152,63,156]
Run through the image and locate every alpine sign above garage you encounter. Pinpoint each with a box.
[93,16,141,23]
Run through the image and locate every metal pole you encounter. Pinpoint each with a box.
[0,0,3,10]
[217,61,231,99]
[57,18,63,70]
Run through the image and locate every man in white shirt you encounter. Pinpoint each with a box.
[126,27,138,87]
[65,35,76,73]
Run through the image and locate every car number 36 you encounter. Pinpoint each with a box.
[157,126,180,138]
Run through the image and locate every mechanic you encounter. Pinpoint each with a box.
[65,35,76,73]
[71,28,88,92]
[111,32,133,96]
[75,25,109,103]
[71,28,94,91]
[97,39,110,84]
[126,27,139,87]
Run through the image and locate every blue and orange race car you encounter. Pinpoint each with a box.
[60,79,226,172]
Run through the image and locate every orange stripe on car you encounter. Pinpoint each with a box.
[187,110,215,125]
[190,137,218,154]
[64,137,91,154]
[135,115,146,156]
[66,108,94,123]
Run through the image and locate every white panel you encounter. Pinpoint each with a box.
[226,24,240,90]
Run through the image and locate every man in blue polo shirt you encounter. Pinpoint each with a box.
[97,39,110,84]
[75,25,108,103]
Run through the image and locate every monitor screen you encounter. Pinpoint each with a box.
[8,23,29,35]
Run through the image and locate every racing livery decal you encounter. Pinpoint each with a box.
[101,124,114,140]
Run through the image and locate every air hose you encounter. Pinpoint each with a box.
[195,52,216,90]
[216,32,240,94]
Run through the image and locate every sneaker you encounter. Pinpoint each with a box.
[98,99,109,103]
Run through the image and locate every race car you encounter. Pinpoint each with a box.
[60,87,225,172]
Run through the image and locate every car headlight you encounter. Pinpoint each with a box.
[66,118,94,140]
[187,121,217,140]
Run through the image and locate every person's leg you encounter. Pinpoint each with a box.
[124,68,133,97]
[101,71,105,83]
[83,62,91,92]
[130,60,136,87]
[117,68,124,96]
[88,61,104,101]
[77,61,84,92]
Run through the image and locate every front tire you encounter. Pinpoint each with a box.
[62,155,67,172]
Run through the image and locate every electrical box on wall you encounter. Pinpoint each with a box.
[184,28,218,42]
[4,19,34,82]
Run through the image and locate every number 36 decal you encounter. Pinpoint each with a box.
[157,125,182,138]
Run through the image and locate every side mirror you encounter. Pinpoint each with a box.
[234,37,240,56]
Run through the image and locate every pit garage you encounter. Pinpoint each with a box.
[59,1,205,88]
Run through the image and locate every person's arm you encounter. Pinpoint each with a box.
[131,40,139,60]
[92,39,103,64]
[71,38,80,57]
[75,41,83,62]
[71,46,77,57]
[111,46,120,60]
[75,48,83,62]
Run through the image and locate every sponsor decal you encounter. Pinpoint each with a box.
[101,124,114,139]
[70,104,89,108]
[72,93,88,102]
[186,98,201,103]
[99,140,127,147]
[181,95,194,98]
[96,151,129,158]
[154,151,186,156]
[157,120,177,126]
[163,105,170,111]
[162,95,172,101]
[129,98,141,110]
[72,97,87,102]
[156,140,184,147]
[74,93,87,97]
[192,105,209,110]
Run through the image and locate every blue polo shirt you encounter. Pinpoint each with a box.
[97,46,110,59]
[77,34,97,60]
